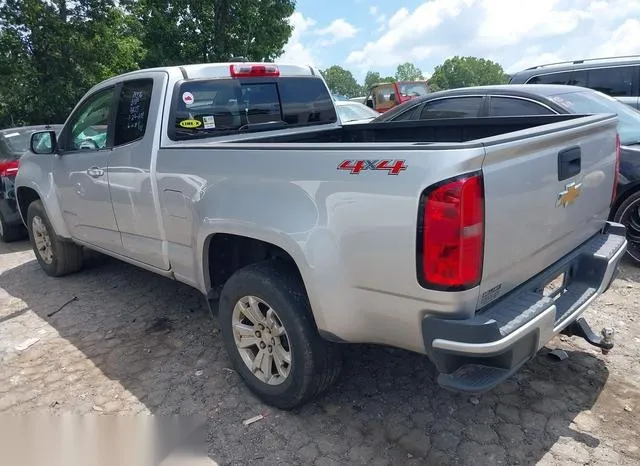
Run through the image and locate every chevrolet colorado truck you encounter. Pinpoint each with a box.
[16,62,627,409]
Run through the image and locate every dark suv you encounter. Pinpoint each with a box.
[509,55,640,110]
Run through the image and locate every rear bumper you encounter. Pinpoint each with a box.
[422,221,627,393]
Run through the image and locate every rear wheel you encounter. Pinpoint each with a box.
[613,190,640,265]
[0,211,23,243]
[218,260,343,410]
[27,200,83,276]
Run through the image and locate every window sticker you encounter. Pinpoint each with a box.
[179,119,202,129]
[202,115,216,129]
[182,92,194,106]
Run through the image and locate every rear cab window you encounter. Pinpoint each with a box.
[169,76,337,140]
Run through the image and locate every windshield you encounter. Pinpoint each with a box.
[398,82,429,98]
[337,103,379,122]
[170,77,337,140]
[548,90,640,146]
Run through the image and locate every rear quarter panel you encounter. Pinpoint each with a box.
[155,142,485,352]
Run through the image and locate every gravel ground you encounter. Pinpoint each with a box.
[0,239,638,465]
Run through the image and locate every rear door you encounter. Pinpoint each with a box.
[107,74,170,270]
[478,115,618,307]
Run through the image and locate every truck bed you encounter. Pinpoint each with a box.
[245,115,587,145]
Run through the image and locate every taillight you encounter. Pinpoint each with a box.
[0,160,19,177]
[612,133,620,207]
[230,64,279,78]
[418,173,484,290]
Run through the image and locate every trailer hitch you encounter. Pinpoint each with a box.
[561,317,615,354]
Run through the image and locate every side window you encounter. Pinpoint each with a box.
[420,97,483,119]
[586,66,635,97]
[568,70,588,87]
[527,71,572,85]
[389,105,421,121]
[375,85,394,105]
[61,88,114,152]
[490,97,554,116]
[114,79,154,146]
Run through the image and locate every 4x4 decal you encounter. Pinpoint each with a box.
[337,159,407,175]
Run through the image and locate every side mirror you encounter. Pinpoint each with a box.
[366,99,374,108]
[30,130,57,155]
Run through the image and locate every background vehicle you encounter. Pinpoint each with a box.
[331,94,349,101]
[364,80,430,112]
[334,100,380,124]
[16,63,625,409]
[374,84,640,265]
[0,125,62,242]
[509,55,640,109]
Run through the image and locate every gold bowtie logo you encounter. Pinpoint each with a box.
[556,182,582,208]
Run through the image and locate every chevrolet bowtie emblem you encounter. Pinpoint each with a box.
[556,182,582,208]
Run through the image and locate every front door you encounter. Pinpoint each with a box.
[53,86,123,253]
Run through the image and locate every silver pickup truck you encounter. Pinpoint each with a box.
[16,62,627,409]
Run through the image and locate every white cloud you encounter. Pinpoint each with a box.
[475,0,587,47]
[346,0,472,69]
[316,19,359,46]
[280,13,317,67]
[344,0,640,78]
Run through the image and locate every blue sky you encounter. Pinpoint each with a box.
[280,0,640,82]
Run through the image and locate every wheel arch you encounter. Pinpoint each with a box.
[610,181,640,220]
[201,231,327,332]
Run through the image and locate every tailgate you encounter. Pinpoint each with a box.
[477,114,618,308]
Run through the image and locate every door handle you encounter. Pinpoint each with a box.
[86,167,104,178]
[558,146,581,181]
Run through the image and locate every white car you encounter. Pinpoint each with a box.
[335,100,380,124]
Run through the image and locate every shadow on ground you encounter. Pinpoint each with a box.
[0,238,32,255]
[0,250,613,465]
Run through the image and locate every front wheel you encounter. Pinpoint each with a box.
[27,200,83,276]
[218,260,343,410]
[613,190,640,265]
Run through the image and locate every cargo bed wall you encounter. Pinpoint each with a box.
[250,115,586,144]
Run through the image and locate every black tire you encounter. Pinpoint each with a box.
[218,260,343,410]
[26,200,83,276]
[613,190,640,266]
[0,211,24,243]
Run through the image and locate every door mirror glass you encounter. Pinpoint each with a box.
[30,131,57,154]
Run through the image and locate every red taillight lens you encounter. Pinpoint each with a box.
[230,64,279,78]
[612,133,620,207]
[419,173,484,290]
[0,159,19,177]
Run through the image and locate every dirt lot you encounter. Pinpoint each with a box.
[0,239,639,465]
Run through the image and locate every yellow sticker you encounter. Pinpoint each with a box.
[179,119,202,129]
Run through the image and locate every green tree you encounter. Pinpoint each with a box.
[321,65,361,97]
[363,71,394,91]
[126,0,296,67]
[0,0,145,126]
[395,62,424,81]
[429,56,508,90]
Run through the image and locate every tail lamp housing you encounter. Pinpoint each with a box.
[417,172,485,291]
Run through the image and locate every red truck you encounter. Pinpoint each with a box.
[364,80,430,113]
